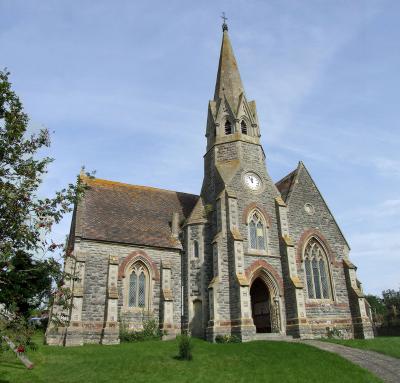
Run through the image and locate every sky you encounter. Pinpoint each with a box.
[1,0,399,295]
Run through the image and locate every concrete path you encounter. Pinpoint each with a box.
[302,340,400,383]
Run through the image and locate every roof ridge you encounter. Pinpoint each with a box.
[82,175,199,197]
[275,167,298,187]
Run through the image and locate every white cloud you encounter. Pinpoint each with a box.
[370,157,400,177]
[349,229,400,295]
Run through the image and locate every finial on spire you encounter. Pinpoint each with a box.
[221,12,228,31]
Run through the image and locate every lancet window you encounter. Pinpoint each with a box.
[128,262,149,308]
[248,211,266,250]
[193,240,199,258]
[241,120,248,134]
[225,120,232,135]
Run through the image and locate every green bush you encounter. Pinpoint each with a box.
[177,334,193,360]
[119,317,164,342]
[215,334,241,343]
[324,327,348,339]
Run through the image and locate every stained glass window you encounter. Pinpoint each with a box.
[305,259,314,299]
[304,238,331,300]
[138,272,145,307]
[257,222,265,249]
[129,273,137,307]
[128,263,148,308]
[319,259,329,299]
[312,258,321,299]
[249,211,266,250]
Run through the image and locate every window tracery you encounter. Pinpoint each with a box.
[248,211,266,250]
[128,262,149,308]
[304,238,331,299]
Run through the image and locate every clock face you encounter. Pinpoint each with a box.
[244,172,262,190]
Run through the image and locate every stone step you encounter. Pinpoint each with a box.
[253,333,294,342]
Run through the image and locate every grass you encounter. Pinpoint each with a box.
[0,334,382,383]
[324,336,400,359]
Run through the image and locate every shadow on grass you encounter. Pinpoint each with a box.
[172,355,193,361]
[0,361,26,370]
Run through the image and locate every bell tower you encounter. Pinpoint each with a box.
[199,21,291,341]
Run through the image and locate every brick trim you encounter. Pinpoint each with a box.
[296,229,338,266]
[242,203,272,227]
[118,250,160,281]
[245,259,284,293]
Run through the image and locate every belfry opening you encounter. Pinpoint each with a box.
[250,278,272,333]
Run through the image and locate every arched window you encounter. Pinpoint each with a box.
[128,262,149,308]
[225,120,232,135]
[193,240,199,258]
[248,211,266,250]
[304,238,331,299]
[241,120,248,135]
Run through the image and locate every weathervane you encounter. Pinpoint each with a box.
[221,12,228,31]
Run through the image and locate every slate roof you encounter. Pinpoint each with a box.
[275,166,299,202]
[74,177,199,249]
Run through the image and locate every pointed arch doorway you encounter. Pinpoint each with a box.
[250,278,272,333]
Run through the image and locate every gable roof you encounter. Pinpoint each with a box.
[276,162,350,249]
[74,176,199,249]
[275,166,299,202]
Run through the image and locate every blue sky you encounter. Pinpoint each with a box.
[1,0,399,295]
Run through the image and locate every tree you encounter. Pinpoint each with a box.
[365,294,387,323]
[382,289,400,322]
[0,69,89,349]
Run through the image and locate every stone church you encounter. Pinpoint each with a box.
[46,22,373,346]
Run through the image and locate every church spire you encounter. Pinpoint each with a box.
[214,19,245,110]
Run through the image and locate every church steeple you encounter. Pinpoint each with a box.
[205,21,260,151]
[213,23,245,110]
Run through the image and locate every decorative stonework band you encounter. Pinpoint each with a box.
[242,203,272,227]
[296,229,338,266]
[118,250,160,281]
[245,259,284,293]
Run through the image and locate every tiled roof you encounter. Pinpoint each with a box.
[275,167,298,202]
[75,177,199,249]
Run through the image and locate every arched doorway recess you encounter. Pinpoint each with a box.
[250,278,271,333]
[249,274,282,334]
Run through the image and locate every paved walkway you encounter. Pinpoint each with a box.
[302,340,400,383]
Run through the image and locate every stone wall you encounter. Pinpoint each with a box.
[286,163,371,338]
[48,239,182,345]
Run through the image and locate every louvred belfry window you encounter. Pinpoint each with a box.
[241,120,248,134]
[225,120,232,135]
[248,211,266,250]
[128,262,149,308]
[304,238,331,299]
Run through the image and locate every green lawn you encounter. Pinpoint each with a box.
[0,336,382,383]
[324,336,400,359]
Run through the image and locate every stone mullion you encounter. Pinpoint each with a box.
[101,255,120,344]
[275,196,308,337]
